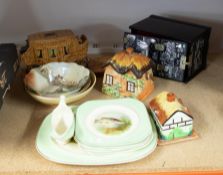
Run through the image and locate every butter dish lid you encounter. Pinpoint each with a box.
[149,91,192,125]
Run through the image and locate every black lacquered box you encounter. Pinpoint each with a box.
[0,43,19,108]
[124,15,211,82]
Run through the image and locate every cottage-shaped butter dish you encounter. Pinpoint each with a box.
[102,48,154,100]
[149,91,197,143]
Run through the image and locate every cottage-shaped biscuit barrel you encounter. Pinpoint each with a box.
[102,48,154,100]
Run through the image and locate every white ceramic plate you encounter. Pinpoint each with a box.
[75,99,153,148]
[36,106,157,165]
[75,131,154,154]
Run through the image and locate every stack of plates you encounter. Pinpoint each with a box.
[75,99,157,155]
[36,99,157,165]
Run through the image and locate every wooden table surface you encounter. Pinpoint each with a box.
[0,53,223,175]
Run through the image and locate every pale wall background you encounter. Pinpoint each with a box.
[0,0,223,53]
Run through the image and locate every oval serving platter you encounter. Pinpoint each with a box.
[36,106,157,165]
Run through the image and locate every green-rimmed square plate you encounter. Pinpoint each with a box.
[75,98,153,148]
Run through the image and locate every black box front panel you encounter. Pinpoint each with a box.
[124,33,188,82]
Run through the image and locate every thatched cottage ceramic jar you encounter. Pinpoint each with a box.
[102,48,154,100]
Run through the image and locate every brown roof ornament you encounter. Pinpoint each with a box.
[126,47,133,54]
[167,92,176,102]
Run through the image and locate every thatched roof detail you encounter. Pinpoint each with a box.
[106,48,152,79]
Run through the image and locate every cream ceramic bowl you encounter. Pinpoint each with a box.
[24,62,90,97]
[25,71,96,105]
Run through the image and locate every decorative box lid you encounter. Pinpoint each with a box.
[130,15,211,42]
[106,48,152,78]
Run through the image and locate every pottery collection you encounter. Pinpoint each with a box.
[29,48,195,165]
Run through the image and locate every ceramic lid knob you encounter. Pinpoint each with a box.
[126,47,134,54]
[167,92,176,102]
